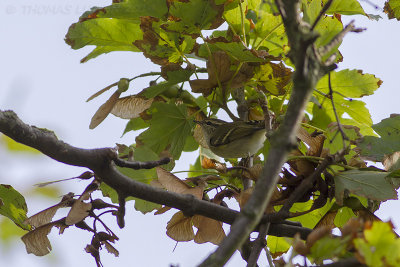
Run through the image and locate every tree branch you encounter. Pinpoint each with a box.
[0,109,311,240]
[198,0,349,265]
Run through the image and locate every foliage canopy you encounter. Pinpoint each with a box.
[2,0,400,266]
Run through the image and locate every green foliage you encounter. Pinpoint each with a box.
[4,0,400,265]
[334,170,398,205]
[0,185,30,230]
[309,235,347,264]
[385,0,400,20]
[1,135,40,154]
[138,102,195,159]
[354,221,400,267]
[357,116,400,161]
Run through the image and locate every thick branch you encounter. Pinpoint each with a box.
[0,110,311,239]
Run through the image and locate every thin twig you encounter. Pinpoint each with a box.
[327,72,349,148]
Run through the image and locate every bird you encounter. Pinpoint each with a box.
[194,118,266,158]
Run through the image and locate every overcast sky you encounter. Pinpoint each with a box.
[1,0,400,266]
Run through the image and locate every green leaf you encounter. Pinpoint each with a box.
[354,221,400,267]
[224,0,262,35]
[314,15,343,48]
[267,236,291,256]
[80,45,138,63]
[324,124,361,154]
[311,93,373,135]
[209,39,266,62]
[250,10,286,56]
[0,135,40,154]
[309,236,347,264]
[253,62,292,95]
[134,198,161,214]
[384,0,400,20]
[0,217,27,244]
[289,200,333,229]
[0,185,30,230]
[333,207,356,228]
[65,19,141,50]
[188,157,207,178]
[143,69,194,98]
[91,0,168,21]
[65,19,142,61]
[139,102,194,159]
[163,0,224,34]
[302,0,324,23]
[357,116,400,161]
[133,19,196,65]
[122,117,149,136]
[334,170,397,205]
[183,135,199,152]
[316,69,382,99]
[325,0,366,16]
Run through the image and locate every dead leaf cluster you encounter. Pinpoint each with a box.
[152,167,225,244]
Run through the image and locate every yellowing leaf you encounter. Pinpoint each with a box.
[166,211,195,242]
[111,95,153,119]
[0,184,30,230]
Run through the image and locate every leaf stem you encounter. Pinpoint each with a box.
[239,0,247,46]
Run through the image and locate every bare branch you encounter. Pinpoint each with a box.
[0,109,311,240]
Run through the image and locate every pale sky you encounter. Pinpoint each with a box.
[1,0,400,266]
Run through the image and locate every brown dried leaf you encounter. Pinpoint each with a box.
[103,241,119,257]
[150,179,164,189]
[65,182,98,225]
[166,211,194,242]
[89,90,121,129]
[288,149,315,176]
[65,200,92,226]
[296,127,325,157]
[21,220,66,256]
[25,202,69,229]
[156,167,203,199]
[154,205,171,215]
[192,215,225,245]
[235,188,253,209]
[110,95,153,119]
[383,151,400,171]
[86,82,118,102]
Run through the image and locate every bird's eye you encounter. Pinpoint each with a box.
[206,121,212,125]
